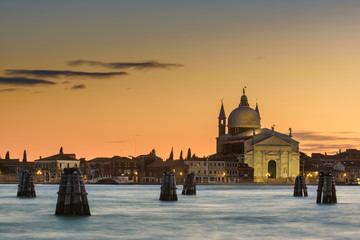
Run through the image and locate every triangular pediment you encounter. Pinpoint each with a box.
[254,136,292,147]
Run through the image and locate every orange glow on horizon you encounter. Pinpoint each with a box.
[1,2,360,161]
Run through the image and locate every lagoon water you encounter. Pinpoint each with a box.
[1,184,360,240]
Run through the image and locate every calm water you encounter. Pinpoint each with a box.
[1,184,360,240]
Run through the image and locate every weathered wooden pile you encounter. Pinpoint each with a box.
[159,170,178,201]
[182,173,196,195]
[55,167,91,216]
[293,176,308,197]
[17,171,36,197]
[316,171,337,204]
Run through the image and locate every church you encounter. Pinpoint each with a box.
[216,88,300,183]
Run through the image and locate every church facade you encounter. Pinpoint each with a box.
[216,89,300,183]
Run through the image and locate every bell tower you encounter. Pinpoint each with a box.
[218,100,226,136]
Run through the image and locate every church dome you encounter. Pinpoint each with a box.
[228,107,260,128]
[228,89,261,132]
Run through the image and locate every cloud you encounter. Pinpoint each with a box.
[67,60,184,70]
[300,143,358,153]
[293,131,360,142]
[0,88,19,92]
[0,77,55,86]
[62,81,71,84]
[294,131,360,153]
[71,84,86,90]
[5,69,127,78]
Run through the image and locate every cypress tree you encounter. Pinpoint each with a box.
[179,150,183,160]
[169,147,174,160]
[187,148,192,160]
[5,151,10,160]
[23,150,27,163]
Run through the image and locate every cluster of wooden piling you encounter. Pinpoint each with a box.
[182,173,196,195]
[293,176,308,197]
[55,167,91,216]
[316,171,337,204]
[159,171,178,201]
[17,171,36,197]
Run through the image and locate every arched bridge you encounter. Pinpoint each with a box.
[86,176,135,184]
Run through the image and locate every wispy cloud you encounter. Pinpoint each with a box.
[67,60,184,70]
[293,131,360,142]
[0,77,55,86]
[300,143,358,152]
[5,69,127,78]
[71,84,86,90]
[294,131,360,153]
[0,88,19,92]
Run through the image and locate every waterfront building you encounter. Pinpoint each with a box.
[302,149,360,184]
[238,162,254,182]
[143,157,188,183]
[216,88,300,183]
[0,151,34,183]
[85,156,140,183]
[185,158,208,183]
[185,157,226,183]
[34,147,80,183]
[224,157,239,183]
[137,152,164,183]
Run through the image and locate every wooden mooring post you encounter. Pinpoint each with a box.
[55,167,91,216]
[182,173,196,195]
[293,176,308,197]
[17,171,36,197]
[316,171,337,204]
[159,170,178,201]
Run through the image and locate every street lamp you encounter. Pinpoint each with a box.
[265,172,271,184]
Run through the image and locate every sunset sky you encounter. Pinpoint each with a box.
[1,1,360,161]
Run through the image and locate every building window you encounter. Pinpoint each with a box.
[222,163,224,166]
[209,163,212,166]
[214,171,217,174]
[209,171,212,174]
[204,162,206,166]
[197,163,200,167]
[204,170,206,174]
[198,170,201,174]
